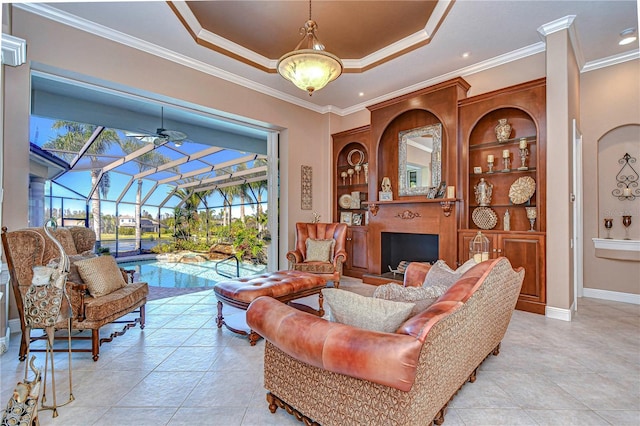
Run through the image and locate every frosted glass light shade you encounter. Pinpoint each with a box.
[277,49,343,95]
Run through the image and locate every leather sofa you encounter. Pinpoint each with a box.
[1,226,148,361]
[247,257,524,425]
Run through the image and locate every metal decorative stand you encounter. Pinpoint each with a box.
[23,219,74,417]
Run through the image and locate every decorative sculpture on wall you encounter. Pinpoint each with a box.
[301,165,312,209]
[612,153,638,200]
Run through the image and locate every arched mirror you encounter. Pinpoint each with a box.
[398,123,442,196]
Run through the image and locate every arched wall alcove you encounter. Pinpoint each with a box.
[376,109,442,198]
[597,124,640,240]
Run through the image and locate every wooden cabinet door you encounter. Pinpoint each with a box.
[499,233,546,314]
[458,230,498,266]
[344,227,368,278]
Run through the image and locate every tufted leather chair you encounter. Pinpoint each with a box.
[286,223,348,287]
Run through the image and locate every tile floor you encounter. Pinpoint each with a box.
[1,278,639,425]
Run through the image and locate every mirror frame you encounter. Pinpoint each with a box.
[398,123,442,196]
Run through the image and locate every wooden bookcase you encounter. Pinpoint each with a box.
[332,126,371,278]
[458,78,547,314]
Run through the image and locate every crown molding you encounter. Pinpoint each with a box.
[340,42,546,116]
[14,2,327,114]
[582,49,640,73]
[169,0,453,73]
[1,33,27,67]
[537,15,585,69]
[13,3,637,118]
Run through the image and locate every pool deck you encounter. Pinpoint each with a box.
[116,253,159,264]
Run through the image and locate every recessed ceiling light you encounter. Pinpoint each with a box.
[462,52,471,58]
[359,92,364,97]
[619,28,637,45]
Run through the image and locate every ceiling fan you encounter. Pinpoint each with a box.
[126,106,188,146]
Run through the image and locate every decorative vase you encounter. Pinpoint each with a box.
[474,178,493,206]
[604,218,613,239]
[495,119,512,143]
[381,176,392,193]
[622,215,632,240]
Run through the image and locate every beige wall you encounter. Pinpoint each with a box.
[544,29,578,312]
[3,9,336,268]
[465,54,546,97]
[581,59,640,295]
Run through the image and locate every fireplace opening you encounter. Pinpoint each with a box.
[381,232,439,273]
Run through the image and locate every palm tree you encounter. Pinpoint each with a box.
[217,185,237,228]
[120,138,174,251]
[43,121,120,245]
[248,178,268,231]
[248,158,268,232]
[173,185,214,239]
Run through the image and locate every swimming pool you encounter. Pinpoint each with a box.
[118,258,267,288]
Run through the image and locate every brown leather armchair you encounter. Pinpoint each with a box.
[286,222,348,287]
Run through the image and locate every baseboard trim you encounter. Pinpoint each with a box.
[0,327,10,355]
[545,305,573,322]
[583,288,640,305]
[8,318,20,334]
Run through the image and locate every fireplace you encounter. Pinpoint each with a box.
[381,232,439,272]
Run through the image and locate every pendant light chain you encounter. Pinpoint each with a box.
[309,0,312,20]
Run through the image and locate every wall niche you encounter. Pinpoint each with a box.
[377,109,442,201]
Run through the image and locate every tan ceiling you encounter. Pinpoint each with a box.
[171,1,443,72]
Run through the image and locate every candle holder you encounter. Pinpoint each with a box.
[604,218,613,239]
[525,207,537,231]
[354,164,362,183]
[623,215,632,240]
[518,139,529,170]
[347,168,355,185]
[502,157,511,172]
[612,153,638,200]
[340,171,347,185]
[487,160,494,174]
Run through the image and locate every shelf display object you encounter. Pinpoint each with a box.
[458,79,546,314]
[333,126,371,278]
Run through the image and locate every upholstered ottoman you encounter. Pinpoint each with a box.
[214,270,327,345]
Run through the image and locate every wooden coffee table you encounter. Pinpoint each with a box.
[213,270,327,345]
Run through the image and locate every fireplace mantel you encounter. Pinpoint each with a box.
[364,199,457,217]
[366,200,458,276]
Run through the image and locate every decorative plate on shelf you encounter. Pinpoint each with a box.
[339,194,353,209]
[472,207,498,230]
[509,176,536,204]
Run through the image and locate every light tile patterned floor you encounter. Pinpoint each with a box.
[1,279,638,425]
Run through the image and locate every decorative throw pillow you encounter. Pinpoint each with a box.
[75,255,126,298]
[373,283,449,302]
[305,238,335,262]
[373,283,449,316]
[322,288,415,333]
[456,258,479,275]
[50,253,98,285]
[422,258,478,289]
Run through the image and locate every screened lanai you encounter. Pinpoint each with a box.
[29,71,277,268]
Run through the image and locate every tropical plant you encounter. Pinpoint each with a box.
[43,121,120,243]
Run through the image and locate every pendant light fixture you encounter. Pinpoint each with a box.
[277,0,343,96]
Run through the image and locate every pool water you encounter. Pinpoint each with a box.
[118,259,267,288]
